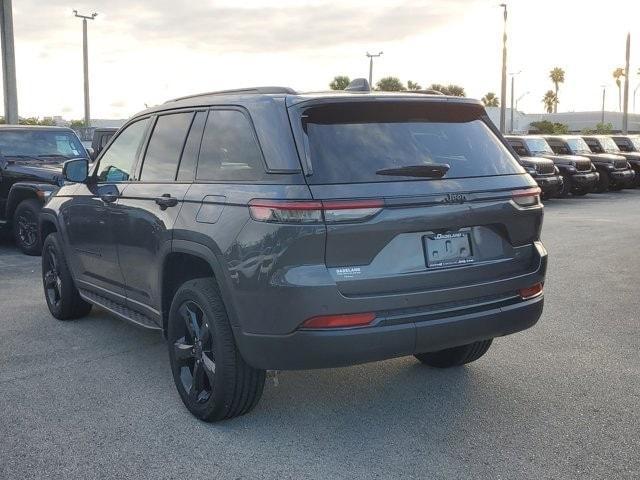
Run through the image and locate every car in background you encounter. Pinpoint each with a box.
[611,134,640,154]
[544,135,634,192]
[0,125,90,254]
[90,127,118,159]
[505,135,596,197]
[39,84,547,421]
[584,135,640,187]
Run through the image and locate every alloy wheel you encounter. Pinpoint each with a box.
[17,210,38,248]
[44,245,62,309]
[173,301,216,404]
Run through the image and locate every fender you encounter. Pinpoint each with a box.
[6,182,59,219]
[168,239,241,332]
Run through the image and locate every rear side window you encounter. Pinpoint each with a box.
[140,112,193,181]
[97,118,149,182]
[196,109,265,181]
[302,102,522,184]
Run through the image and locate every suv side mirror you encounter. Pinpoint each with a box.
[63,158,89,183]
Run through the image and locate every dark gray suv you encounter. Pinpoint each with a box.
[40,84,547,421]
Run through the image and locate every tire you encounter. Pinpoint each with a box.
[168,278,265,422]
[557,175,572,198]
[414,339,493,368]
[594,171,610,193]
[42,233,93,320]
[13,198,43,255]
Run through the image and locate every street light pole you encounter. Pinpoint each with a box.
[0,0,18,124]
[622,32,630,134]
[499,4,508,133]
[73,10,97,128]
[366,51,383,87]
[509,70,521,133]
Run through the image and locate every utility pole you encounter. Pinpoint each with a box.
[622,32,630,133]
[0,0,18,124]
[366,51,383,88]
[509,70,521,133]
[499,4,508,133]
[73,10,97,128]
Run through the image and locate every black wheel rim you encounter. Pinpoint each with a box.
[173,301,216,404]
[44,245,62,308]
[16,209,38,248]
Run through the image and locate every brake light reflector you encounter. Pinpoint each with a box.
[512,187,541,207]
[301,312,376,329]
[248,198,384,223]
[518,282,543,299]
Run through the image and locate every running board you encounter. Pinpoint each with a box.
[79,288,161,331]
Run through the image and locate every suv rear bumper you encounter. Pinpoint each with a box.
[237,295,543,370]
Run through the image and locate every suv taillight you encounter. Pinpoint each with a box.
[512,187,541,207]
[248,199,384,224]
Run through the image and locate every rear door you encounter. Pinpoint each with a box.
[114,111,199,320]
[291,100,540,299]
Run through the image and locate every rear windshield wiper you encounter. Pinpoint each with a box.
[376,163,450,178]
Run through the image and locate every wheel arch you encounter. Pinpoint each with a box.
[5,184,43,220]
[161,240,238,339]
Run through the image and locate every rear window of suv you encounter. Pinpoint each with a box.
[301,102,522,184]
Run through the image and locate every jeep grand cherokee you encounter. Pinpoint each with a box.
[40,82,547,421]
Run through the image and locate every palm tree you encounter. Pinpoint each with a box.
[481,92,499,107]
[549,67,565,113]
[329,76,350,90]
[427,84,466,96]
[613,67,625,111]
[406,80,421,91]
[542,90,557,114]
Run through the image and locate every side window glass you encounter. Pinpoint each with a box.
[140,112,193,182]
[196,110,265,181]
[510,143,527,156]
[177,111,207,181]
[97,119,149,182]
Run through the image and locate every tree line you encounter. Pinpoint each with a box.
[329,75,466,96]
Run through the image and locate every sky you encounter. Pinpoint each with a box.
[3,0,640,120]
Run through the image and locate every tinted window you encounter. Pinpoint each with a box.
[177,111,207,181]
[509,142,528,156]
[0,130,85,159]
[524,138,554,154]
[97,119,149,182]
[140,113,193,181]
[303,102,522,184]
[196,110,265,181]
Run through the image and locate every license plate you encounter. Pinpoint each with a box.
[425,232,474,268]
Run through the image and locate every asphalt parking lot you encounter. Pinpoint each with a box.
[1,192,639,480]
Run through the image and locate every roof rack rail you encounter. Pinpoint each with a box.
[407,89,446,95]
[165,87,297,103]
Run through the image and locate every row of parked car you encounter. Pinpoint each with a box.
[506,134,640,198]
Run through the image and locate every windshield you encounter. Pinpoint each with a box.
[525,138,554,154]
[566,138,592,154]
[302,102,522,184]
[599,137,620,153]
[0,130,86,159]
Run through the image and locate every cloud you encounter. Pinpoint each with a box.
[14,0,470,53]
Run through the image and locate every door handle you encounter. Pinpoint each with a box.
[155,194,179,210]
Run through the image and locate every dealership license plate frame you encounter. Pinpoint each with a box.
[424,232,475,268]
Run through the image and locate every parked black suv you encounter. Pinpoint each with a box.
[90,127,118,159]
[505,135,597,197]
[40,85,547,421]
[0,125,90,254]
[544,135,634,192]
[583,135,640,187]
